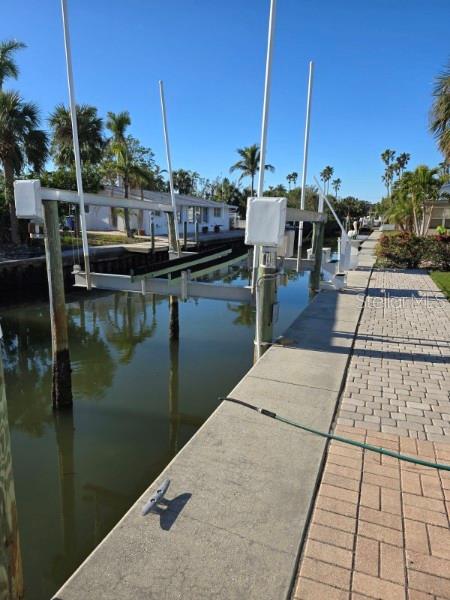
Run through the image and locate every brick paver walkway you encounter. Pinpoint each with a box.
[294,268,450,600]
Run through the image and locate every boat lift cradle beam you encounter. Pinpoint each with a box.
[13,180,173,221]
[73,270,254,303]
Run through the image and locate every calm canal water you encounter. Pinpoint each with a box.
[1,260,310,599]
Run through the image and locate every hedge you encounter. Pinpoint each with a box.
[376,232,450,270]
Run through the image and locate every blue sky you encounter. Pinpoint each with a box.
[2,0,449,202]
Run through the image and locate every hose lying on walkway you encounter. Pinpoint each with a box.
[221,397,450,472]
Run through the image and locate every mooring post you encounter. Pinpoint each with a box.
[151,221,155,253]
[0,347,24,599]
[254,249,277,362]
[166,212,178,254]
[43,200,73,409]
[168,295,180,456]
[169,295,179,342]
[183,221,187,250]
[310,198,325,294]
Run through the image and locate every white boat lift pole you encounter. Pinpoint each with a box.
[159,80,181,256]
[296,60,314,272]
[60,0,91,289]
[251,0,277,293]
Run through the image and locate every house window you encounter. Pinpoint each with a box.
[153,210,161,217]
[202,208,209,223]
[187,207,194,223]
[214,207,222,218]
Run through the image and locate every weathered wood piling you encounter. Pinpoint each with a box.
[0,347,24,599]
[43,200,72,409]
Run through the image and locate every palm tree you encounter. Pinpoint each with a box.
[286,171,298,190]
[0,39,26,90]
[230,144,274,196]
[381,149,396,196]
[387,165,442,235]
[394,152,411,177]
[332,177,342,199]
[106,111,133,236]
[49,103,104,167]
[320,166,334,195]
[0,91,48,243]
[430,61,450,164]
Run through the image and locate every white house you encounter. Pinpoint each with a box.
[84,186,231,235]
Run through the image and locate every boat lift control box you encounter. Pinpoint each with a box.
[14,179,43,222]
[245,197,287,248]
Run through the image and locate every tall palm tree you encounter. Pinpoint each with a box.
[49,103,104,167]
[286,171,298,190]
[0,91,48,243]
[0,39,26,90]
[230,144,274,196]
[430,61,450,163]
[320,166,334,195]
[381,149,396,196]
[394,152,411,177]
[106,111,133,236]
[332,177,342,199]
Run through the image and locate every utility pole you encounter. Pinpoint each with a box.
[251,0,277,293]
[60,0,91,289]
[0,344,24,599]
[43,200,73,408]
[159,80,181,256]
[296,61,314,271]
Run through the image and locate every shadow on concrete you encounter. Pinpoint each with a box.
[153,493,192,531]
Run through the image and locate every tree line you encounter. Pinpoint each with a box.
[0,37,367,245]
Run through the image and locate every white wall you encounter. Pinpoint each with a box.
[86,201,230,235]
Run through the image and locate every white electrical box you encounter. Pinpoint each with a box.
[245,197,287,247]
[14,179,43,222]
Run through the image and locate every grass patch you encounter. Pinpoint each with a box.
[60,232,141,247]
[430,271,450,299]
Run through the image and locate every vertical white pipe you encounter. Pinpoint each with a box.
[159,80,180,255]
[296,60,314,271]
[60,0,91,289]
[251,0,277,293]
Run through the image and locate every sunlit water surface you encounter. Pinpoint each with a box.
[1,259,310,599]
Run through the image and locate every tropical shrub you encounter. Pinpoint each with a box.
[376,232,424,268]
[376,232,450,269]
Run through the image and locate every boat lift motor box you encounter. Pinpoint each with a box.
[14,179,43,222]
[245,197,287,248]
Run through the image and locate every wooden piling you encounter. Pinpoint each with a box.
[151,222,155,254]
[183,221,188,250]
[166,212,178,254]
[194,220,199,246]
[0,348,24,599]
[310,220,325,294]
[43,200,73,409]
[254,252,277,362]
[168,295,179,456]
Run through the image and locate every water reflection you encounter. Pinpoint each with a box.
[0,344,24,599]
[1,261,310,599]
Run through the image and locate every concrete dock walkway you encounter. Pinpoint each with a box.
[54,231,449,600]
[53,244,373,599]
[294,241,450,599]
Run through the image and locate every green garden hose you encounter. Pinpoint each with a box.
[221,397,450,472]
